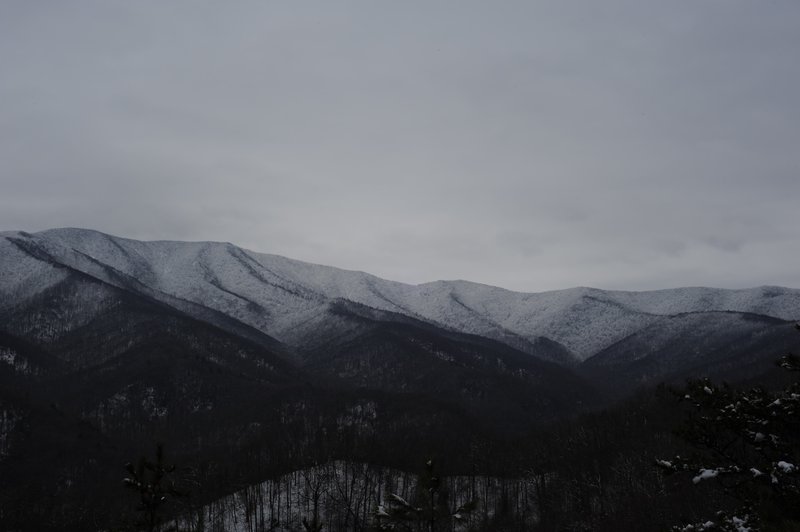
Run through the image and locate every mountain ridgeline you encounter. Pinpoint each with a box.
[0,228,797,530]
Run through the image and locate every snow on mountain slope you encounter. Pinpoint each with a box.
[202,248,800,359]
[580,311,796,398]
[0,232,71,309]
[2,228,799,361]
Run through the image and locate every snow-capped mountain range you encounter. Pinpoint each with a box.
[2,227,798,365]
[2,227,798,530]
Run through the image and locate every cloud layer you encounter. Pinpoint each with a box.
[2,1,799,291]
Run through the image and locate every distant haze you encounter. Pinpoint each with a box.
[1,2,799,292]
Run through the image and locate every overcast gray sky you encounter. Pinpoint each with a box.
[1,1,799,292]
